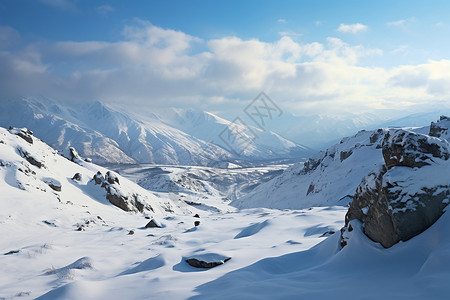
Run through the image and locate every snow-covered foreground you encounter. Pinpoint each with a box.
[193,210,450,300]
[0,197,346,299]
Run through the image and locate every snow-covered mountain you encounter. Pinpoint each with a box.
[235,116,450,210]
[0,98,313,166]
[0,126,189,216]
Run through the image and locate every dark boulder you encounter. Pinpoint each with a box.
[343,129,450,248]
[105,171,120,185]
[46,181,62,192]
[382,129,450,169]
[69,147,81,162]
[186,255,231,269]
[17,147,43,168]
[72,173,82,181]
[340,150,353,162]
[9,127,34,144]
[93,171,104,185]
[429,116,450,138]
[145,219,162,228]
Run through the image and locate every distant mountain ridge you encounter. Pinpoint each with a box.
[0,97,314,166]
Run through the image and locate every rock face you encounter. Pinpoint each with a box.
[343,128,450,248]
[9,127,34,144]
[382,129,450,169]
[17,147,43,168]
[429,116,450,138]
[92,171,151,213]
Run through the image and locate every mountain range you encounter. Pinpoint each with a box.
[0,98,314,166]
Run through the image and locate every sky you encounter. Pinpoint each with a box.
[1,0,450,118]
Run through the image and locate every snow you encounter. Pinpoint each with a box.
[0,98,313,166]
[3,114,450,299]
[235,129,387,209]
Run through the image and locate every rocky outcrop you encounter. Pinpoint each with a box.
[92,171,151,213]
[186,254,231,269]
[17,147,43,168]
[340,150,353,162]
[343,129,450,248]
[9,127,34,144]
[429,116,450,138]
[69,147,82,163]
[382,129,450,169]
[44,178,62,192]
[72,173,82,181]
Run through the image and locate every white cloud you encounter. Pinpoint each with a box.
[387,20,406,27]
[337,23,368,34]
[0,22,449,116]
[277,19,287,24]
[96,5,114,15]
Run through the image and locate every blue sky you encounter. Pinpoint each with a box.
[1,0,450,116]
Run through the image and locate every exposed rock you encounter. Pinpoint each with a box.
[4,250,20,255]
[299,157,321,175]
[105,171,119,185]
[9,127,34,144]
[69,147,81,162]
[429,116,450,138]
[106,185,134,212]
[145,219,162,228]
[186,255,231,269]
[340,150,353,162]
[72,173,82,181]
[343,129,450,248]
[194,221,200,227]
[369,129,384,144]
[42,220,57,227]
[382,129,450,169]
[92,171,151,213]
[93,171,104,185]
[194,214,200,218]
[17,147,43,168]
[44,178,62,192]
[306,183,315,196]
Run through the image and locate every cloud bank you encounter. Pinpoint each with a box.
[0,20,449,115]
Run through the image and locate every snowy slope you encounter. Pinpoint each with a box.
[0,98,313,166]
[234,129,387,209]
[236,116,450,210]
[0,126,187,216]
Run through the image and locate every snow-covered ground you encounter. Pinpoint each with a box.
[3,116,450,299]
[109,163,288,212]
[0,203,346,299]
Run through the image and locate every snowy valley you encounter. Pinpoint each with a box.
[2,110,450,299]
